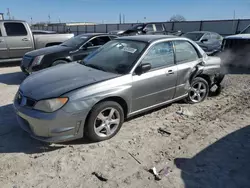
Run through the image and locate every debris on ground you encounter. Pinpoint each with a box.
[128,152,142,164]
[158,128,171,136]
[149,167,161,181]
[158,165,171,177]
[30,154,45,159]
[92,172,108,182]
[176,107,193,117]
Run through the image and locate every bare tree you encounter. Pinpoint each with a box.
[170,14,186,22]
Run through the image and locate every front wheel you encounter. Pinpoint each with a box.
[85,101,124,142]
[185,77,209,104]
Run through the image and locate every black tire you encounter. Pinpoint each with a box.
[52,60,68,66]
[86,101,124,142]
[185,77,209,104]
[215,74,225,85]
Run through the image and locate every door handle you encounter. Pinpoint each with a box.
[0,39,4,42]
[22,38,30,41]
[166,70,174,75]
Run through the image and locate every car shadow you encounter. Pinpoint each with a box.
[175,125,250,188]
[0,104,65,154]
[0,71,26,85]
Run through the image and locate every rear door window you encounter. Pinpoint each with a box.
[155,24,164,31]
[174,40,199,64]
[4,22,27,36]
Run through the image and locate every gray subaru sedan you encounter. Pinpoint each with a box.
[13,35,224,143]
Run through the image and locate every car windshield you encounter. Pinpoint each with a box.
[82,40,147,74]
[183,33,204,41]
[241,25,250,34]
[61,35,89,48]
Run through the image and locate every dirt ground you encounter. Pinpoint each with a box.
[0,66,250,188]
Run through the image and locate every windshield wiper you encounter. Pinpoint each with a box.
[84,64,106,72]
[61,44,68,47]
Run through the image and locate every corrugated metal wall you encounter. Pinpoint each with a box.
[31,19,250,36]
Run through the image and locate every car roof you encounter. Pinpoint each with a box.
[0,20,26,23]
[78,33,116,37]
[116,35,177,43]
[185,31,217,34]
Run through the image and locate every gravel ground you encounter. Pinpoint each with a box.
[0,66,250,188]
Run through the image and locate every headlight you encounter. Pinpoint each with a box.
[34,97,68,112]
[31,55,44,67]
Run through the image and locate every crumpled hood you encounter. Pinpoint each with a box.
[25,45,72,57]
[20,62,120,100]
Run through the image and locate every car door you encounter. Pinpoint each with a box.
[71,36,111,61]
[0,24,9,60]
[173,40,202,98]
[3,22,33,58]
[131,41,178,112]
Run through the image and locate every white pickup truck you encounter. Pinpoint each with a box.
[0,20,74,63]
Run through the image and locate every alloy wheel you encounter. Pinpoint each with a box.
[189,82,207,103]
[94,107,121,137]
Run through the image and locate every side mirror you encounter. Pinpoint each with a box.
[135,63,151,75]
[236,31,241,34]
[201,38,208,43]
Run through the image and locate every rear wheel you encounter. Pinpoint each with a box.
[52,60,68,66]
[85,101,124,142]
[185,77,209,104]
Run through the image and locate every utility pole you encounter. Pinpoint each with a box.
[7,8,11,20]
[123,14,125,23]
[48,14,51,24]
[119,13,121,24]
[232,10,236,32]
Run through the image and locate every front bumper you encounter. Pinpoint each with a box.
[13,100,88,143]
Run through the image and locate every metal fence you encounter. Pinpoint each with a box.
[31,19,250,36]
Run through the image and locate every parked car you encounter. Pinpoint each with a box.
[20,33,117,74]
[119,23,168,36]
[14,35,224,143]
[0,20,74,64]
[221,24,250,67]
[108,30,125,35]
[183,31,223,55]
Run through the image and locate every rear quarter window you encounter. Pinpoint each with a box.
[4,22,28,36]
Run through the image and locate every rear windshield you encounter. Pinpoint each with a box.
[61,35,89,48]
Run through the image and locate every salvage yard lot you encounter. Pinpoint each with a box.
[0,66,250,188]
